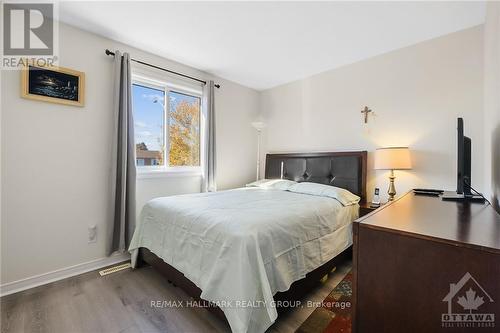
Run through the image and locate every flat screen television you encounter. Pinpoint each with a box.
[442,117,483,202]
[457,117,471,195]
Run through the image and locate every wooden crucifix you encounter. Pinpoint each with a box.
[361,106,372,124]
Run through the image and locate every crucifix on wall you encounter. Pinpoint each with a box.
[361,106,373,124]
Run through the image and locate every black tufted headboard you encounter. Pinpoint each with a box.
[265,151,367,203]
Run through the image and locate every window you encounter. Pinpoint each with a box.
[168,91,201,167]
[132,78,201,173]
[133,84,165,167]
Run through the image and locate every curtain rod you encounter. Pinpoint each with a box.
[105,49,220,89]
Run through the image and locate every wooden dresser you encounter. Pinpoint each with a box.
[352,192,500,333]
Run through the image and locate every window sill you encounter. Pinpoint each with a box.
[137,169,202,180]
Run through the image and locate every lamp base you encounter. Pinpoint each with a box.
[387,170,396,201]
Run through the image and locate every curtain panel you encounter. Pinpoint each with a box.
[108,51,136,255]
[202,80,217,192]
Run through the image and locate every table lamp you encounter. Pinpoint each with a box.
[374,147,412,201]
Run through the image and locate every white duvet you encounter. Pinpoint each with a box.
[129,187,358,333]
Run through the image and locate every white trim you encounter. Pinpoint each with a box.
[0,252,130,297]
[137,168,202,179]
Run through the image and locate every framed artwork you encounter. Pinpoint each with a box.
[21,62,85,107]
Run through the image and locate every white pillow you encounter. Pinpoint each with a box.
[246,179,297,190]
[288,182,360,206]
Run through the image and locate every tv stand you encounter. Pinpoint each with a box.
[441,190,485,203]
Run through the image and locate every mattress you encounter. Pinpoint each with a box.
[129,187,358,333]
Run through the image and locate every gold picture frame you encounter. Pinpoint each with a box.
[21,62,85,107]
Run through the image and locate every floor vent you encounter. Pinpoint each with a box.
[99,263,131,276]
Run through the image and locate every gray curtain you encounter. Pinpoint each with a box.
[108,51,136,255]
[202,81,217,192]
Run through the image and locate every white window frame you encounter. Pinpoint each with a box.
[132,74,203,178]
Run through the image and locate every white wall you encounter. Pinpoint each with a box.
[1,23,259,285]
[260,26,484,202]
[484,2,500,211]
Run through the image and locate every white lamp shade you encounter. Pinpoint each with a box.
[374,147,412,170]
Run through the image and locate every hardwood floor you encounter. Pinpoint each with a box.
[1,261,352,333]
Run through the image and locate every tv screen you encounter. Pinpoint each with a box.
[456,118,471,196]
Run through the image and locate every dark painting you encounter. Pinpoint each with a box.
[28,65,80,102]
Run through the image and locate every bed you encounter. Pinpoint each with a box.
[129,151,367,333]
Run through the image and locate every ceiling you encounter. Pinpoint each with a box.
[59,1,486,91]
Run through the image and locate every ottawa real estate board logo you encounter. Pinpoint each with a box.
[1,1,58,69]
[442,272,495,328]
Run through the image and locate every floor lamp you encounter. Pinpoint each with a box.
[251,121,266,181]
